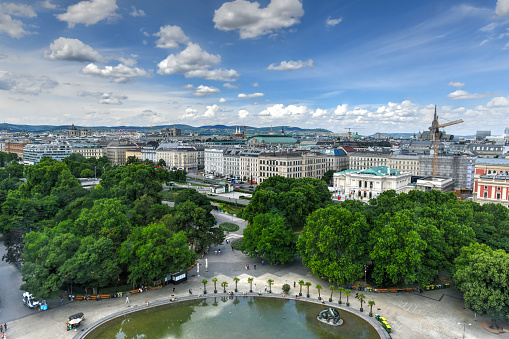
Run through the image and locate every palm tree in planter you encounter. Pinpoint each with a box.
[329,285,335,302]
[233,277,240,292]
[212,278,218,293]
[298,280,304,296]
[247,277,254,292]
[345,289,352,306]
[305,282,312,298]
[316,284,323,300]
[202,279,208,294]
[337,287,344,304]
[221,281,228,293]
[368,300,375,317]
[267,279,274,293]
[358,293,365,312]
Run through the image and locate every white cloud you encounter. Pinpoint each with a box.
[130,6,145,17]
[448,81,465,87]
[81,63,148,83]
[213,0,304,39]
[238,92,264,98]
[259,104,310,118]
[0,71,58,95]
[157,42,239,81]
[238,109,249,118]
[486,96,509,107]
[42,1,57,9]
[77,91,127,104]
[223,82,238,89]
[496,0,509,16]
[253,82,259,87]
[267,59,313,71]
[447,90,491,100]
[312,108,329,117]
[2,3,36,17]
[181,107,198,119]
[182,84,194,89]
[334,104,348,115]
[204,104,219,117]
[326,17,342,27]
[56,0,119,28]
[0,3,35,38]
[44,37,104,62]
[193,85,220,97]
[219,97,227,103]
[154,25,189,49]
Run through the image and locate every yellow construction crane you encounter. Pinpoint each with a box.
[428,106,463,176]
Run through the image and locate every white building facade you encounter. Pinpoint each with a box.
[23,142,72,165]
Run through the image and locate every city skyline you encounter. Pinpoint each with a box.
[1,0,509,135]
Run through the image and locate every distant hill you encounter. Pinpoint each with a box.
[0,123,331,135]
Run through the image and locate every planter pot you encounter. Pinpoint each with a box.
[360,307,363,312]
[338,301,342,304]
[299,293,302,296]
[329,298,332,302]
[204,291,207,295]
[346,302,350,307]
[369,312,373,317]
[249,290,252,293]
[235,289,238,292]
[214,290,217,294]
[307,294,310,298]
[318,297,321,300]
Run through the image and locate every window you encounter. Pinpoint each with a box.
[484,192,488,198]
[497,193,501,199]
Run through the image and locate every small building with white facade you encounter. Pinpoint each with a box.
[333,166,411,200]
[23,142,72,165]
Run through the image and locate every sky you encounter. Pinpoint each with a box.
[1,0,509,135]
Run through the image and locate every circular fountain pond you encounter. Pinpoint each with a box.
[86,296,380,339]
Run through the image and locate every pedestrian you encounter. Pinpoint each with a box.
[2,324,5,332]
[61,298,64,305]
[215,250,217,255]
[173,287,175,293]
[145,299,149,306]
[218,249,221,254]
[294,281,296,288]
[262,260,264,265]
[0,324,3,333]
[125,296,129,304]
[254,264,256,270]
[265,286,267,293]
[189,289,192,296]
[245,265,247,270]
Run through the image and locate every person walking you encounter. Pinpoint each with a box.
[125,296,129,304]
[0,324,3,333]
[2,324,5,332]
[189,289,192,296]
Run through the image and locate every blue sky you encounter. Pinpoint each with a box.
[1,0,509,135]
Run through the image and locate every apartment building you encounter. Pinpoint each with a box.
[105,141,139,165]
[5,139,32,160]
[258,151,328,183]
[239,148,263,183]
[348,152,390,170]
[156,147,199,170]
[223,149,242,178]
[204,148,225,175]
[23,142,72,165]
[71,143,104,159]
[419,155,475,190]
[387,155,420,176]
[473,158,509,207]
[141,141,159,163]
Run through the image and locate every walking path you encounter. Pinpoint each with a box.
[2,216,508,339]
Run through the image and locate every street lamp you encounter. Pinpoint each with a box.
[364,264,367,285]
[458,321,471,339]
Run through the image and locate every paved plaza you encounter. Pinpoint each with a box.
[1,212,508,339]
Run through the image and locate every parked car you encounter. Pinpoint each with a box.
[22,292,40,308]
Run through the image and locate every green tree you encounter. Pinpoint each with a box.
[242,213,297,264]
[345,289,352,306]
[212,277,218,293]
[80,168,95,178]
[298,280,304,296]
[221,281,228,293]
[299,205,368,285]
[248,277,254,292]
[59,236,120,296]
[233,277,240,292]
[368,300,375,317]
[119,223,197,286]
[321,169,336,186]
[454,244,509,327]
[74,198,131,246]
[156,159,166,167]
[305,281,312,297]
[316,284,323,300]
[337,287,344,304]
[358,293,365,312]
[267,279,274,293]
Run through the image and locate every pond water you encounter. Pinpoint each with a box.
[88,297,380,339]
